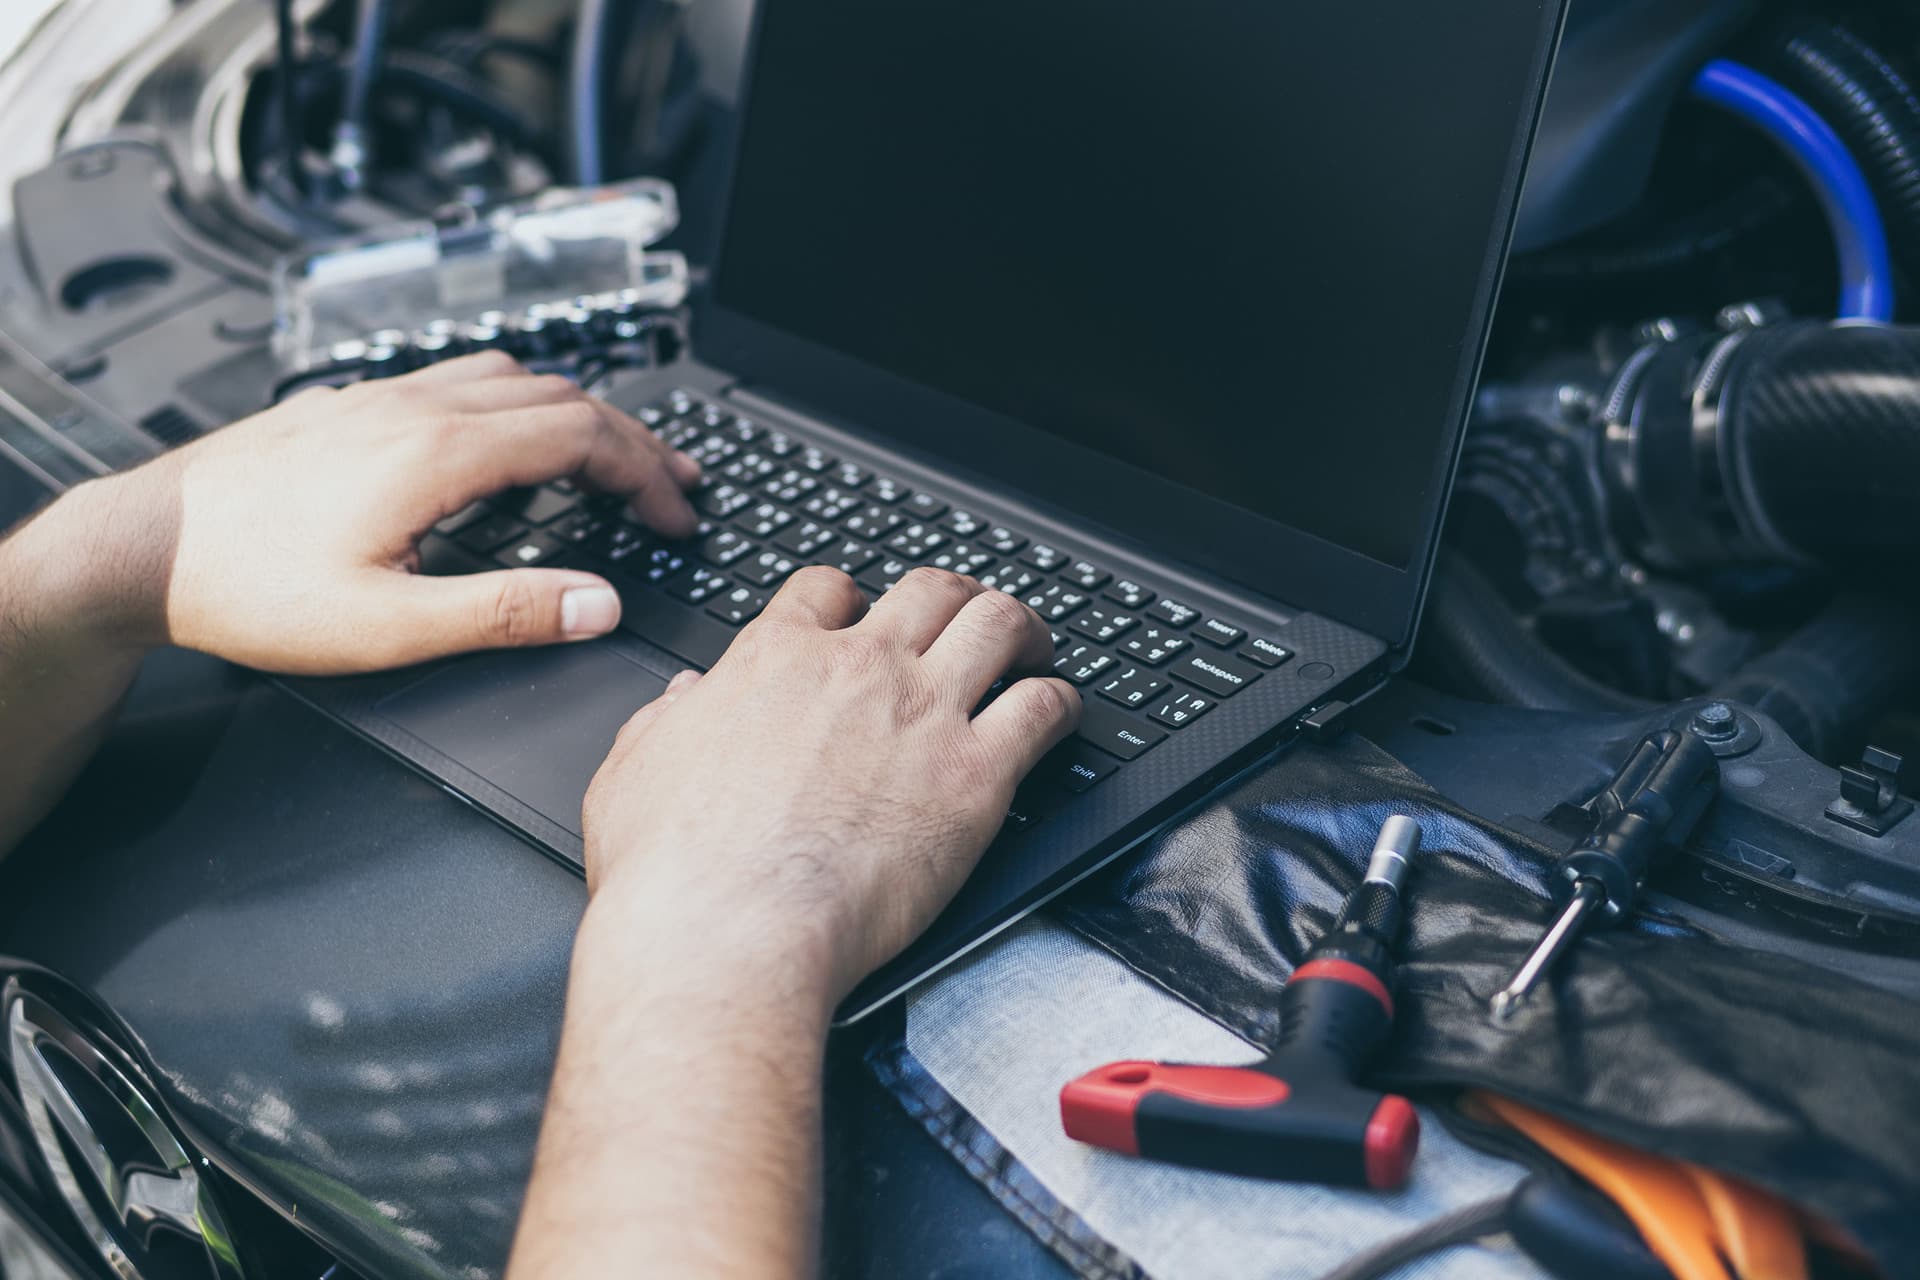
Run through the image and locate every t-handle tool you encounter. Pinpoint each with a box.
[1059,815,1424,1189]
[1490,728,1719,1022]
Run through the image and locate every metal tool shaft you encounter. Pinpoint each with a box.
[1490,879,1606,1022]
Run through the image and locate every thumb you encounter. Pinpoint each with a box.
[381,567,624,661]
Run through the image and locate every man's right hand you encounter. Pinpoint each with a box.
[581,565,1081,1002]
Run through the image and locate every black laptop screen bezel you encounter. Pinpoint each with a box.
[694,2,1567,652]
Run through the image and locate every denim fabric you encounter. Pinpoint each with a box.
[903,918,1540,1280]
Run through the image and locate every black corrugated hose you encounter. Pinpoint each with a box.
[1416,554,1655,715]
[1764,21,1920,284]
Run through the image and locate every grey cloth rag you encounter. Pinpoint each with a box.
[905,918,1542,1280]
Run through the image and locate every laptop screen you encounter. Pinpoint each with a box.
[707,0,1559,626]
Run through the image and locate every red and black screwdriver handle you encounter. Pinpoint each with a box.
[1060,815,1423,1190]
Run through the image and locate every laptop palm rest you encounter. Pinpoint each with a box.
[377,644,672,837]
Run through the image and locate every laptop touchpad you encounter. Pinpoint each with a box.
[378,644,673,836]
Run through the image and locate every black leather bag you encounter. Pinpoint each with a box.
[1052,732,1920,1271]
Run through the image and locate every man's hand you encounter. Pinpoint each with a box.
[583,564,1081,996]
[87,350,701,674]
[510,567,1077,1279]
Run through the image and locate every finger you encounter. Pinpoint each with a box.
[860,567,983,653]
[431,371,586,414]
[611,669,703,746]
[921,589,1056,707]
[755,565,868,630]
[361,566,624,665]
[970,677,1082,784]
[397,349,526,387]
[445,401,701,537]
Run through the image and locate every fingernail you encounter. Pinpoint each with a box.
[561,585,621,638]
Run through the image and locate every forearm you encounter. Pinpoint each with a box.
[509,884,839,1279]
[0,476,165,852]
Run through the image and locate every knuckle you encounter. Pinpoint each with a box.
[480,576,546,645]
[465,349,521,376]
[970,587,1032,633]
[1017,676,1080,729]
[792,564,861,603]
[904,565,970,601]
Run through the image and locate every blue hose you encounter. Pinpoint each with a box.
[1691,59,1894,322]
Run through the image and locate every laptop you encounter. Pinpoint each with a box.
[291,0,1566,1020]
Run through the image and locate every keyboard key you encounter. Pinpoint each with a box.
[1147,598,1201,628]
[696,483,754,519]
[1198,617,1246,647]
[979,567,1040,596]
[1048,627,1068,649]
[720,452,778,484]
[664,565,731,605]
[869,476,909,503]
[1120,625,1190,665]
[983,526,1027,555]
[738,549,800,587]
[1021,543,1066,572]
[1241,637,1294,668]
[733,502,793,539]
[1023,584,1091,622]
[1041,746,1116,794]
[903,492,948,520]
[1063,560,1110,591]
[723,416,762,444]
[547,509,607,544]
[1104,579,1154,609]
[1069,607,1137,644]
[455,512,529,554]
[886,523,948,559]
[1076,700,1169,760]
[587,523,649,562]
[639,547,686,584]
[500,486,580,525]
[661,420,703,450]
[1053,644,1117,686]
[832,461,870,488]
[774,520,837,557]
[1170,650,1261,697]
[1096,666,1168,709]
[764,469,820,503]
[637,400,671,427]
[800,487,862,521]
[1148,688,1215,728]
[686,435,739,466]
[797,445,836,473]
[821,540,880,575]
[698,529,757,567]
[495,531,566,568]
[435,500,491,536]
[707,585,769,625]
[843,505,905,539]
[762,430,799,457]
[666,388,701,417]
[418,534,491,576]
[927,543,996,576]
[942,509,986,537]
[856,556,913,593]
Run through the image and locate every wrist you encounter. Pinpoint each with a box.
[576,868,846,1026]
[4,471,174,653]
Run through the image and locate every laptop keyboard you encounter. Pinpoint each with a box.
[421,388,1294,826]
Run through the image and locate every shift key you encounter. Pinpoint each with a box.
[1170,650,1262,697]
[1076,699,1169,761]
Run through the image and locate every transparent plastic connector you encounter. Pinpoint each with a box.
[271,179,689,370]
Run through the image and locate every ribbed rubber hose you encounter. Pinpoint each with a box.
[1417,554,1655,715]
[1767,22,1920,281]
[1711,595,1920,762]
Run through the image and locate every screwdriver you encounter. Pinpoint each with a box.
[1060,815,1425,1188]
[1491,728,1719,1022]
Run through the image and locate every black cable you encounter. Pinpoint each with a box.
[274,0,303,194]
[336,0,394,185]
[380,50,558,163]
[1311,1193,1512,1280]
[570,0,620,185]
